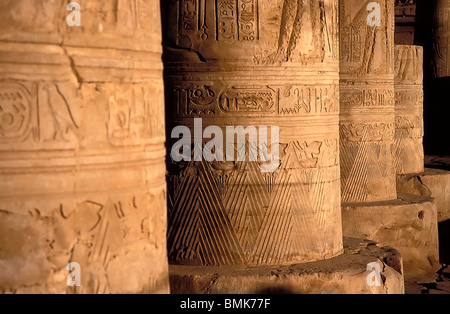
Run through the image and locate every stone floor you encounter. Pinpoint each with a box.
[402,156,450,294]
[405,265,450,294]
[405,208,450,294]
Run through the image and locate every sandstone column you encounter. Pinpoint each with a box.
[433,0,450,78]
[164,0,343,267]
[163,0,405,294]
[0,0,169,293]
[340,0,397,203]
[394,45,424,174]
[394,0,417,45]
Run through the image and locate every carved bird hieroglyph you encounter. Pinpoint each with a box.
[41,83,79,143]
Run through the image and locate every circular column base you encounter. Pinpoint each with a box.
[169,238,404,294]
[342,194,440,279]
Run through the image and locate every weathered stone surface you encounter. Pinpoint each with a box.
[342,194,440,278]
[397,168,450,222]
[170,238,405,294]
[163,0,343,266]
[0,0,169,294]
[394,45,424,175]
[339,0,397,203]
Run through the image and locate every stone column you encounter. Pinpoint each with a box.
[340,0,397,203]
[164,0,343,267]
[340,1,440,278]
[394,45,424,174]
[394,0,417,45]
[0,0,169,293]
[433,0,450,78]
[163,0,405,294]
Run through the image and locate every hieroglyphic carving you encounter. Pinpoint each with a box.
[173,84,339,116]
[395,90,423,106]
[340,0,394,74]
[340,27,363,63]
[165,0,342,267]
[341,89,395,107]
[219,86,277,113]
[394,45,424,174]
[339,0,397,203]
[340,123,395,143]
[216,0,259,41]
[106,85,161,146]
[0,0,169,294]
[39,83,79,143]
[0,82,80,147]
[174,85,216,116]
[0,83,34,144]
[280,86,337,114]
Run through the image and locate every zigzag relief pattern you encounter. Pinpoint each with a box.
[167,147,340,266]
[394,135,406,174]
[340,125,396,203]
[340,126,369,203]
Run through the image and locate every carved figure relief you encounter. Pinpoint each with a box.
[259,0,327,64]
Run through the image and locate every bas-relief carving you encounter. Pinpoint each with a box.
[340,0,394,75]
[0,1,169,293]
[339,0,397,203]
[0,0,62,34]
[0,83,35,144]
[0,82,80,149]
[340,123,395,142]
[341,88,395,107]
[170,84,338,118]
[0,80,166,150]
[170,0,336,63]
[64,0,158,36]
[165,0,342,266]
[167,137,339,266]
[394,45,424,174]
[106,85,164,147]
[394,45,423,84]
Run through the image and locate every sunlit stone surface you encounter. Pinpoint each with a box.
[0,0,169,294]
[339,0,397,203]
[163,0,343,267]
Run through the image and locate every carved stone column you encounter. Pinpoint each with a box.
[394,0,417,45]
[433,0,450,78]
[340,0,397,203]
[163,0,405,294]
[394,45,424,174]
[0,0,169,293]
[164,0,343,268]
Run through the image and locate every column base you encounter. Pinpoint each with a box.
[397,168,450,222]
[342,194,440,279]
[169,237,404,294]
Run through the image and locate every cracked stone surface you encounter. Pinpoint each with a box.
[169,238,405,294]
